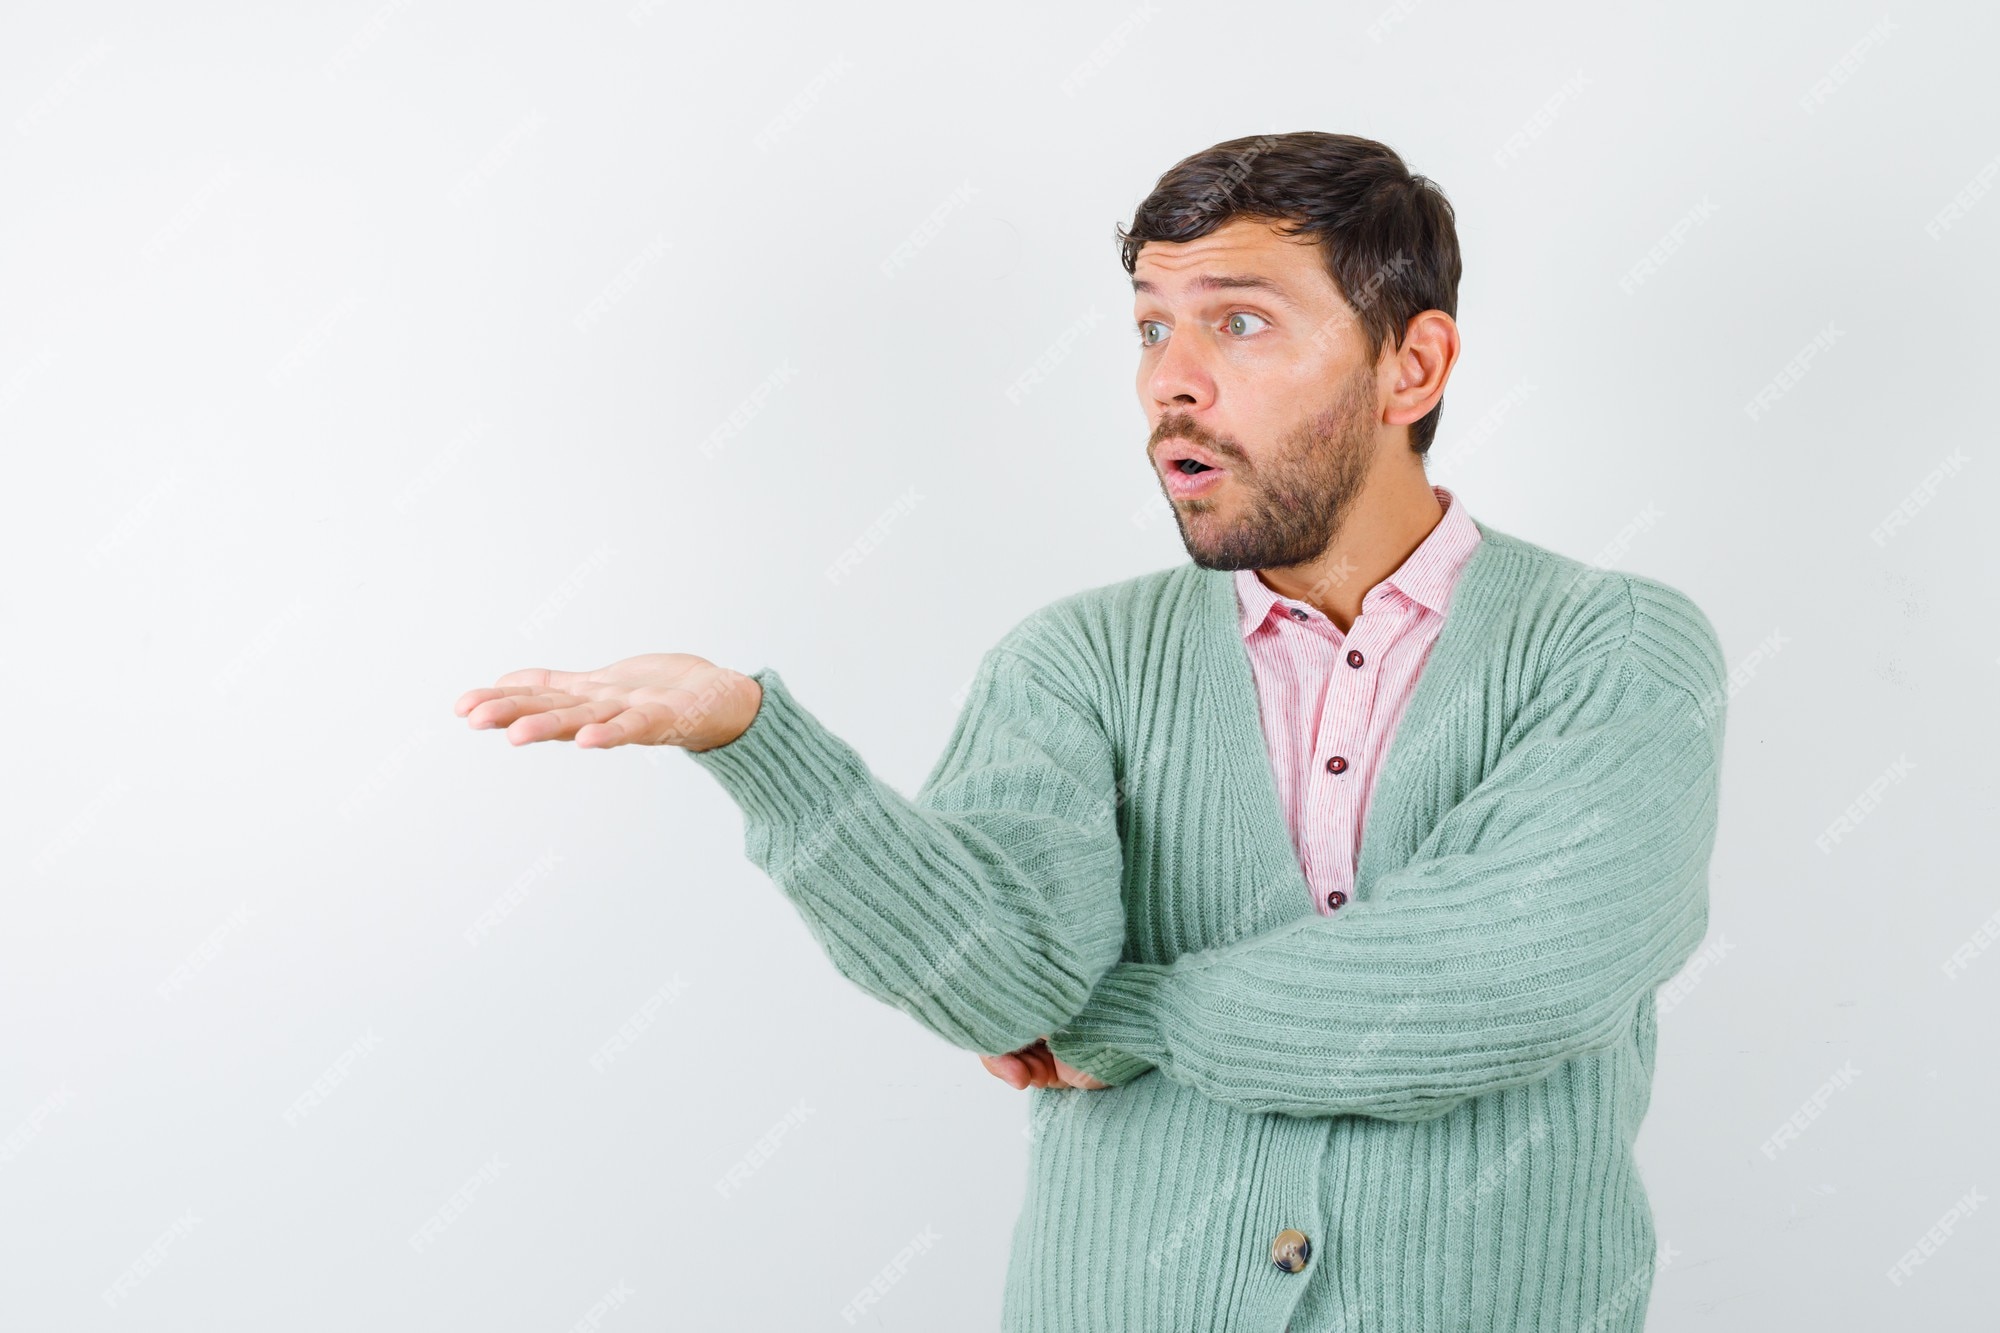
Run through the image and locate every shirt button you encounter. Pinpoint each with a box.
[1325,755,1348,774]
[1288,607,1308,621]
[1325,889,1348,911]
[1346,648,1364,668]
[1271,1228,1312,1273]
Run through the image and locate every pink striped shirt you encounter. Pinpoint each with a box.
[1233,483,1483,918]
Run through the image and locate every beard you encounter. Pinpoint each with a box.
[1159,361,1377,572]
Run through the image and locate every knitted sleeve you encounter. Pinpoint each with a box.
[682,625,1128,1061]
[1044,627,1726,1120]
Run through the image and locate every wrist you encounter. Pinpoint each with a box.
[685,670,763,752]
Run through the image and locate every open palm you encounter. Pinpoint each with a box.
[453,653,761,752]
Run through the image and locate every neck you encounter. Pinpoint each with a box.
[1252,457,1442,633]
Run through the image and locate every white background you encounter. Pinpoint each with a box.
[2,0,1995,1328]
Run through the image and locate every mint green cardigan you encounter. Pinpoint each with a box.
[687,520,1727,1332]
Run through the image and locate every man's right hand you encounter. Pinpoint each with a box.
[981,1037,1110,1091]
[453,654,762,752]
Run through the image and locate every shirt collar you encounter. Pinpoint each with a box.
[1234,484,1482,639]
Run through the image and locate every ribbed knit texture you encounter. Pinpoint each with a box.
[686,519,1727,1332]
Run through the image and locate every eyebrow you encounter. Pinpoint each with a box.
[1130,273,1298,306]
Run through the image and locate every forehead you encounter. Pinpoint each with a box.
[1130,216,1328,296]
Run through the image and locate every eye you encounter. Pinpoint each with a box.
[1225,312,1270,337]
[1137,319,1167,347]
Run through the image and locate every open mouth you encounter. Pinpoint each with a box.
[1161,451,1227,499]
[1158,437,1227,475]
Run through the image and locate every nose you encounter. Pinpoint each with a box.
[1143,329,1214,412]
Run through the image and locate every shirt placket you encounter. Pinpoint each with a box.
[1296,593,1391,916]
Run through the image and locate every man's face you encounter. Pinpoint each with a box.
[1133,215,1385,571]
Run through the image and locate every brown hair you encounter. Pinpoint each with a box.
[1117,132,1462,456]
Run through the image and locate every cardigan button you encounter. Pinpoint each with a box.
[1271,1228,1311,1273]
[1325,755,1348,774]
[1325,889,1348,911]
[1346,648,1364,668]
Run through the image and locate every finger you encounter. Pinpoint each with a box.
[1037,1052,1076,1090]
[1056,1060,1106,1091]
[464,691,586,730]
[1020,1047,1059,1088]
[981,1053,1028,1090]
[504,697,628,746]
[454,684,547,717]
[1003,1055,1040,1089]
[576,702,680,750]
[494,667,600,692]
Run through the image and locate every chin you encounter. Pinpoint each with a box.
[1174,512,1251,571]
[1180,537,1261,572]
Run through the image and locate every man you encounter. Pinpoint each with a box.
[454,132,1727,1332]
